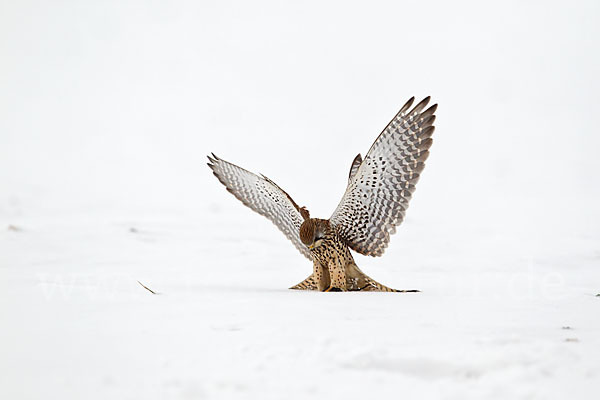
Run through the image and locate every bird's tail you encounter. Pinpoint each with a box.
[290,263,419,293]
[345,262,419,293]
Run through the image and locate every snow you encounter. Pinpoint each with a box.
[1,0,600,399]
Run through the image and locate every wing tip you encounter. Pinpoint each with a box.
[207,152,220,165]
[411,97,431,114]
[400,97,416,114]
[425,103,438,116]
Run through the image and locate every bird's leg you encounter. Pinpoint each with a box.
[313,261,330,292]
[324,259,347,292]
[345,261,369,291]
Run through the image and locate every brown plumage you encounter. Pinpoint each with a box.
[295,219,408,292]
[208,97,436,292]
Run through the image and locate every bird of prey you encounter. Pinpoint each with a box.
[208,96,436,292]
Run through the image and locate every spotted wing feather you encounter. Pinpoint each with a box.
[348,153,362,183]
[329,97,437,256]
[208,154,312,260]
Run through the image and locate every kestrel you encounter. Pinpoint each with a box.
[208,96,436,292]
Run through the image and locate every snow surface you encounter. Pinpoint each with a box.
[1,1,600,399]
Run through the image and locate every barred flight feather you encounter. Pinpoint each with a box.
[207,154,312,260]
[329,97,437,256]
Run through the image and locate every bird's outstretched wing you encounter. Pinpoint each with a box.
[329,97,437,257]
[207,154,312,260]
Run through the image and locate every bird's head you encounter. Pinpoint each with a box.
[299,219,329,250]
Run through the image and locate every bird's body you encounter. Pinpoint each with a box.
[208,97,437,292]
[294,218,405,292]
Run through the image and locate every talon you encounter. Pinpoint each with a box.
[324,286,343,292]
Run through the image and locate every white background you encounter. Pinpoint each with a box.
[1,1,599,399]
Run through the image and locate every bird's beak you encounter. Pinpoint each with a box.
[308,244,314,250]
